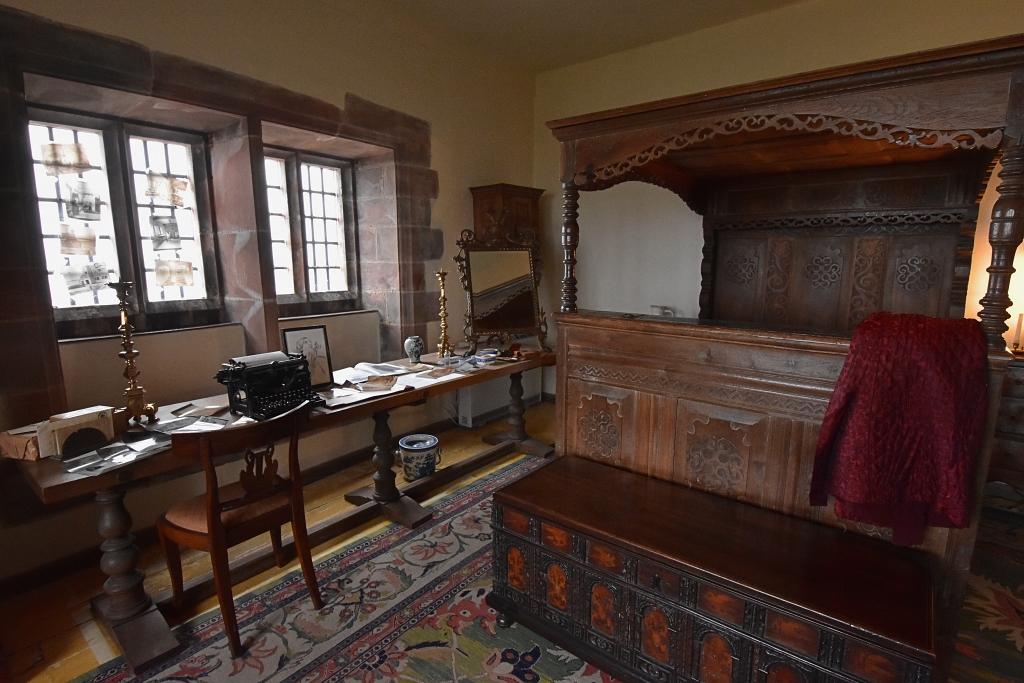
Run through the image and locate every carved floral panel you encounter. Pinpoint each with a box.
[847,237,886,329]
[680,414,752,496]
[884,237,954,318]
[642,607,671,664]
[590,583,616,635]
[507,547,526,591]
[804,252,842,289]
[568,380,634,468]
[713,239,765,322]
[763,238,793,322]
[577,408,620,459]
[699,633,734,683]
[546,563,568,611]
[724,248,758,285]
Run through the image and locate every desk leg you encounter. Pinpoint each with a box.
[370,411,399,503]
[90,488,179,671]
[345,411,433,529]
[483,371,554,456]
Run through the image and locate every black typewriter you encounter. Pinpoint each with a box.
[215,351,325,420]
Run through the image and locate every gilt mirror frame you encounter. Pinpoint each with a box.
[453,210,547,353]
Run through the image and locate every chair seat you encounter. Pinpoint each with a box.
[162,480,290,533]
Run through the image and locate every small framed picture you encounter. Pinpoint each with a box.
[282,324,333,388]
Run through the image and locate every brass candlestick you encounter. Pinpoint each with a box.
[436,269,453,359]
[109,281,158,426]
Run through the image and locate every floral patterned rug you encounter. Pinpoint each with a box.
[72,456,1024,683]
[76,456,611,683]
[952,508,1024,683]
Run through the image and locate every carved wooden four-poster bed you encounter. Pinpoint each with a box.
[487,36,1024,683]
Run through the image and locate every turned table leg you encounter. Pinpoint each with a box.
[370,411,400,504]
[96,488,151,620]
[345,410,433,528]
[90,488,179,671]
[483,371,554,457]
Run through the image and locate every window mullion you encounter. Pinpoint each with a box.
[285,153,308,298]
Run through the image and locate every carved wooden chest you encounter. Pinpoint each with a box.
[487,456,935,683]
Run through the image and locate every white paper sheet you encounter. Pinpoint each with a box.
[354,362,415,376]
[396,370,464,390]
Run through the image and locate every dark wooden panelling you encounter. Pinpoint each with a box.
[705,160,989,329]
[713,227,960,331]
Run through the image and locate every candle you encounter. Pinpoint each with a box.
[1014,313,1022,347]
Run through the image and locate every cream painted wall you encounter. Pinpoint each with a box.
[576,182,703,317]
[60,324,247,411]
[532,0,1024,392]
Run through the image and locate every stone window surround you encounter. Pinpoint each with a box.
[0,6,443,429]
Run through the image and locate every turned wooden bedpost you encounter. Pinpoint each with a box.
[561,182,580,313]
[978,138,1024,350]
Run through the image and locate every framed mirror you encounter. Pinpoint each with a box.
[454,218,547,353]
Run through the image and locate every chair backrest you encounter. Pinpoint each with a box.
[170,401,312,532]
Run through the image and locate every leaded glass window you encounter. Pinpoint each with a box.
[128,136,207,302]
[28,122,121,309]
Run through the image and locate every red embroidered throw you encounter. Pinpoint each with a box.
[810,312,988,546]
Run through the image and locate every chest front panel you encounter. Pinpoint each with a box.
[491,502,933,683]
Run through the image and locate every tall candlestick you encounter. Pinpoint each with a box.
[1014,313,1023,347]
[109,281,158,427]
[436,269,453,360]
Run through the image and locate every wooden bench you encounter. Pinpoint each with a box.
[487,456,934,683]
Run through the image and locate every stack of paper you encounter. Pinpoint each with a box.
[62,430,172,476]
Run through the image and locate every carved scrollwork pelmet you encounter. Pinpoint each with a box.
[577,113,1002,186]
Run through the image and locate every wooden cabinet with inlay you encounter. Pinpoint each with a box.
[470,183,544,237]
[488,456,934,683]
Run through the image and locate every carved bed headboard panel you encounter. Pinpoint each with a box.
[702,158,994,331]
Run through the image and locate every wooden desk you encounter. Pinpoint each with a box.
[17,352,554,671]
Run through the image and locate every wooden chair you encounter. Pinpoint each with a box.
[157,402,324,657]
